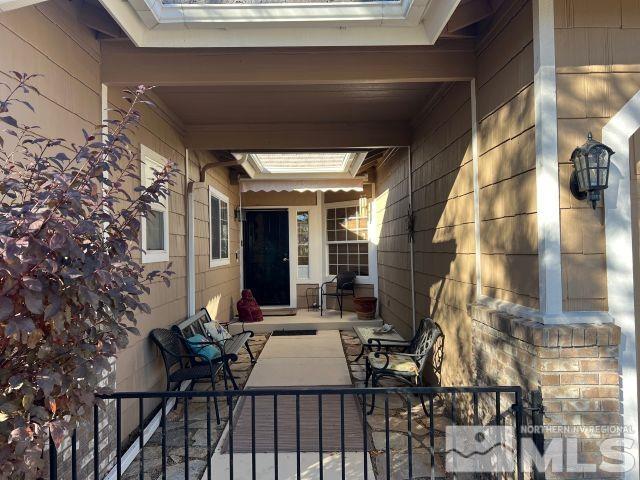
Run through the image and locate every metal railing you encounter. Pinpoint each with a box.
[49,386,525,480]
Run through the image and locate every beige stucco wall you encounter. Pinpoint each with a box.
[0,0,101,145]
[410,82,476,386]
[107,88,189,434]
[190,151,242,323]
[374,0,537,387]
[477,0,538,309]
[554,0,640,311]
[0,1,114,474]
[374,148,413,336]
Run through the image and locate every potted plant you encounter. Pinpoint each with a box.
[353,296,377,320]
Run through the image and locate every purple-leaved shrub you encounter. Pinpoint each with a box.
[0,72,177,478]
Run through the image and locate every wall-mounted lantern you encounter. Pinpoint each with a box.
[234,207,246,222]
[569,132,614,209]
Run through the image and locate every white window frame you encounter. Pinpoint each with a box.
[141,145,170,264]
[296,210,311,280]
[324,199,372,283]
[209,185,230,268]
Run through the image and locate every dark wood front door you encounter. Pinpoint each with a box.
[243,209,290,306]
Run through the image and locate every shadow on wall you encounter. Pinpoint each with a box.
[204,292,239,322]
[374,145,464,387]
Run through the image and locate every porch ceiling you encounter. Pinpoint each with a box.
[153,83,441,125]
[101,41,466,149]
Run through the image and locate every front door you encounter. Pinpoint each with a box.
[243,209,290,306]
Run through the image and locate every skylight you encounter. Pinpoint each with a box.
[162,0,394,4]
[250,152,355,173]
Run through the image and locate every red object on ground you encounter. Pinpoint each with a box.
[237,289,264,323]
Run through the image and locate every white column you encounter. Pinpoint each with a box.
[603,92,640,480]
[533,0,563,318]
[186,150,196,317]
[471,79,482,299]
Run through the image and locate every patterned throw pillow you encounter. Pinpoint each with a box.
[203,321,232,345]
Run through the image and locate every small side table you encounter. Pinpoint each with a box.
[353,326,409,361]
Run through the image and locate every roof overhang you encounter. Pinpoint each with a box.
[98,0,461,47]
[0,0,46,12]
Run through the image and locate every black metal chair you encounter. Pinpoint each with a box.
[320,271,357,318]
[150,328,231,423]
[365,317,443,414]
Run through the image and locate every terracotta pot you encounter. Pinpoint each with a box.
[353,296,377,320]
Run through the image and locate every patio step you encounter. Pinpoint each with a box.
[229,310,382,335]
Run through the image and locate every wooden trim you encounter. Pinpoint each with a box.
[602,89,640,480]
[100,41,477,86]
[185,122,411,150]
[533,0,562,317]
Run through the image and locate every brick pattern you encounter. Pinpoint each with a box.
[471,303,622,479]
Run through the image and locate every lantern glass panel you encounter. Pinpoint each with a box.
[598,148,609,187]
[576,153,589,191]
[587,149,599,187]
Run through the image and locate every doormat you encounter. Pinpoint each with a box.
[221,394,365,453]
[271,330,317,336]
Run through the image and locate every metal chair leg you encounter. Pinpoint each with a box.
[364,360,371,387]
[225,362,239,390]
[245,341,256,364]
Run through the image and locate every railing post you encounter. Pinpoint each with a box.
[49,432,58,480]
[515,388,524,480]
[531,389,546,480]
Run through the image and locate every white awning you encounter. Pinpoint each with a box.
[240,178,364,193]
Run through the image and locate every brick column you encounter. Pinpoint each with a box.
[470,303,622,479]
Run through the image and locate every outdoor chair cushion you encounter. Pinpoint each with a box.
[186,334,221,360]
[203,320,232,344]
[367,352,419,376]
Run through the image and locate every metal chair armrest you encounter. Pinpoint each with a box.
[371,351,392,370]
[320,277,337,292]
[392,352,428,359]
[367,338,410,346]
[367,338,411,351]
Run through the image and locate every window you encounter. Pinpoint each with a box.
[326,203,369,277]
[141,146,170,263]
[297,211,310,279]
[210,186,230,267]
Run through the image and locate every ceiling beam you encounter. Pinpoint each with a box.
[101,40,476,87]
[446,0,494,32]
[79,2,122,39]
[185,122,410,150]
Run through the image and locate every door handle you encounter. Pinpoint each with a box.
[283,257,289,263]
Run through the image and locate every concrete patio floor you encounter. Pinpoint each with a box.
[245,331,352,387]
[206,329,376,479]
